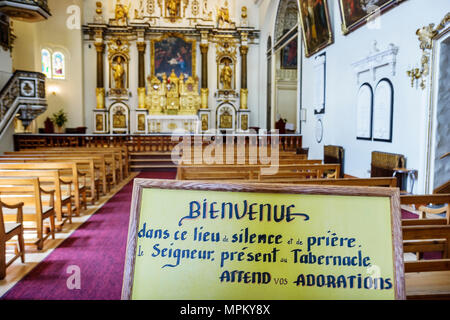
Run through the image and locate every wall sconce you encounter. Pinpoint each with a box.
[47,85,59,96]
[406,66,425,90]
[406,54,429,90]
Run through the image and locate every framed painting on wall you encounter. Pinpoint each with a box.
[281,38,298,69]
[338,0,406,35]
[298,0,334,58]
[151,33,196,80]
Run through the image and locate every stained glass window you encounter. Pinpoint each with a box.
[52,52,65,79]
[41,49,51,78]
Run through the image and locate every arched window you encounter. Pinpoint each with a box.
[41,49,52,78]
[52,52,65,79]
[274,0,299,43]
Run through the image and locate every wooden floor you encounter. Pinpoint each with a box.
[0,172,139,297]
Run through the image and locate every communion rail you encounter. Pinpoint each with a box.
[13,134,303,153]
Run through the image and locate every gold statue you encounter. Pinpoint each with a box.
[241,6,247,20]
[167,0,180,17]
[95,2,102,15]
[241,6,248,27]
[220,59,233,90]
[94,2,104,23]
[112,56,125,89]
[115,0,129,25]
[217,0,232,27]
[134,0,144,20]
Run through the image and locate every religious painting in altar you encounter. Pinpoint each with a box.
[338,0,405,35]
[298,0,333,57]
[151,34,196,80]
[281,38,298,69]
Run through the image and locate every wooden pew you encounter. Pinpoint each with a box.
[0,170,73,225]
[0,163,86,217]
[0,155,106,201]
[178,147,309,165]
[401,194,450,225]
[27,146,130,178]
[12,148,124,183]
[324,145,344,178]
[371,151,406,190]
[403,225,450,299]
[177,164,341,181]
[0,200,25,280]
[254,177,398,187]
[0,177,56,250]
[180,159,322,166]
[6,150,119,187]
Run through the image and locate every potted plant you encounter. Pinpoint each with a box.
[51,109,68,133]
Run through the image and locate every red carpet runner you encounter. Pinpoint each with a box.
[1,172,176,300]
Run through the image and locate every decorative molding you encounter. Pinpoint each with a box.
[352,41,399,84]
[408,13,450,90]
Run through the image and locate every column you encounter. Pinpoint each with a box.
[200,43,209,109]
[95,42,105,109]
[240,45,248,110]
[137,41,147,109]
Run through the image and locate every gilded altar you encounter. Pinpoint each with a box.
[145,70,201,116]
[144,70,201,133]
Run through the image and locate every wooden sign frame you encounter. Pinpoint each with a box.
[122,179,405,300]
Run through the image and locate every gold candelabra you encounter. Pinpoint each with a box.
[406,67,424,89]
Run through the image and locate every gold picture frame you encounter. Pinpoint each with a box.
[338,0,406,35]
[150,32,197,79]
[298,0,334,58]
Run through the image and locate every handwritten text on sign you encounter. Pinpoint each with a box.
[131,189,395,300]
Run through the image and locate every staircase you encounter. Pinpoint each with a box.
[0,70,47,139]
[129,151,178,172]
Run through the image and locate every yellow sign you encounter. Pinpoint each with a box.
[122,180,405,300]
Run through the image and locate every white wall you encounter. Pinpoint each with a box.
[259,0,450,193]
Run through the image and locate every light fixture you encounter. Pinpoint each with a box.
[47,85,59,96]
